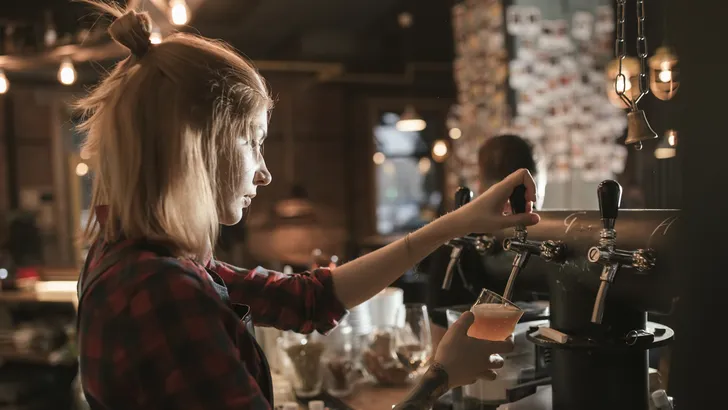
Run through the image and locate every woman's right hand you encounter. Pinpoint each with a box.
[433,311,514,388]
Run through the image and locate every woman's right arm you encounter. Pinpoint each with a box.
[126,262,271,409]
[393,311,513,409]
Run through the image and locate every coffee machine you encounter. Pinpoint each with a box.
[437,180,678,410]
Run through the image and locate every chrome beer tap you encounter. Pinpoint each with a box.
[502,185,566,301]
[442,187,473,290]
[588,180,657,324]
[441,187,498,290]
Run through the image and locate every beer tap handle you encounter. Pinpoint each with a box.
[509,184,527,215]
[597,180,622,231]
[455,186,473,209]
[442,187,473,290]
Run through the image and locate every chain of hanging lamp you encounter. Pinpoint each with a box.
[615,0,650,109]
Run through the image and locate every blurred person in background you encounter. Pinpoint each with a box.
[74,3,540,409]
[424,134,546,351]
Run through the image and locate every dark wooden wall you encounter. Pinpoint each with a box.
[666,0,728,405]
[0,68,455,267]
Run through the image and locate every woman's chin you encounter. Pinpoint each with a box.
[219,208,244,226]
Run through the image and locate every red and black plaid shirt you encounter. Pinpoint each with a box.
[77,211,348,409]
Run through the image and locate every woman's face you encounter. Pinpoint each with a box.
[219,109,272,226]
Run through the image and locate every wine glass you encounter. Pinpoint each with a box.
[394,303,433,376]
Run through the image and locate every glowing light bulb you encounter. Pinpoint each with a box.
[615,76,632,93]
[396,105,427,132]
[448,127,462,140]
[432,140,449,162]
[649,47,679,100]
[655,130,678,159]
[373,152,386,165]
[0,70,9,94]
[58,58,76,85]
[44,27,57,47]
[170,0,190,26]
[75,162,89,176]
[667,130,677,146]
[658,69,672,83]
[149,28,163,45]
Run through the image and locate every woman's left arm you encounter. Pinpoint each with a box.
[331,168,540,308]
[213,169,540,331]
[331,212,461,308]
[210,213,461,333]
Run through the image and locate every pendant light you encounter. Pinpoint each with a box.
[648,48,679,101]
[649,10,679,101]
[58,57,76,85]
[246,99,343,266]
[654,129,677,159]
[395,10,427,133]
[0,70,9,94]
[396,105,427,132]
[169,0,190,26]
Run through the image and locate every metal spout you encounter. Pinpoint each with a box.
[625,109,658,147]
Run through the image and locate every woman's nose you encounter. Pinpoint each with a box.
[254,166,272,186]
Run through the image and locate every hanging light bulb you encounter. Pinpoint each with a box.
[58,58,76,85]
[396,105,427,132]
[75,162,89,176]
[648,46,679,101]
[0,70,9,94]
[169,0,190,26]
[605,57,641,108]
[448,127,462,140]
[149,27,163,44]
[432,139,449,163]
[44,26,57,48]
[654,129,677,159]
[43,10,57,48]
[372,152,386,165]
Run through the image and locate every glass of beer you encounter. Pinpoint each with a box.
[467,289,524,341]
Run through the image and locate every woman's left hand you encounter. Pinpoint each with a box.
[450,168,541,236]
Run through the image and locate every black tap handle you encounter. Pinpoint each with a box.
[454,186,473,209]
[509,184,527,215]
[597,180,622,230]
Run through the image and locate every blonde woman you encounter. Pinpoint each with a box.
[75,3,540,409]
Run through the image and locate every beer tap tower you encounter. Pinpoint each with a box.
[458,179,678,410]
[501,185,567,301]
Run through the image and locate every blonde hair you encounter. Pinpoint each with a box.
[77,1,272,260]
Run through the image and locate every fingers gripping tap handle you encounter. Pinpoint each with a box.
[509,184,527,215]
[597,180,622,230]
[442,187,473,290]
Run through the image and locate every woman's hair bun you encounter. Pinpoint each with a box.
[108,10,153,58]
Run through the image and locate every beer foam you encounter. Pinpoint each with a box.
[472,303,521,318]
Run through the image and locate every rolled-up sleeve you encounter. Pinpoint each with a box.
[211,261,348,334]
